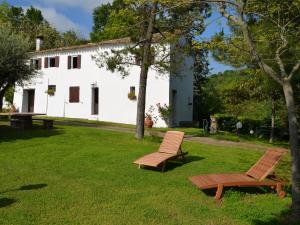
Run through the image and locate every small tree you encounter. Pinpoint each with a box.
[0,25,36,111]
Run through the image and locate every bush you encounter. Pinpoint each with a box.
[214,114,273,137]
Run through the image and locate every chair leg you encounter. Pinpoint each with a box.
[161,161,166,172]
[215,184,224,201]
[276,183,286,198]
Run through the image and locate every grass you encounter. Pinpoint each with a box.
[0,122,294,225]
[35,116,290,149]
[157,128,289,149]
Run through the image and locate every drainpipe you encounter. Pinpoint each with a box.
[46,78,49,115]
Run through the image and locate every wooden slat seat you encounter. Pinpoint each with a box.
[134,152,177,167]
[189,149,286,200]
[133,131,187,171]
[189,174,255,189]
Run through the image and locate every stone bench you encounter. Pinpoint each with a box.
[32,119,54,129]
[10,119,32,129]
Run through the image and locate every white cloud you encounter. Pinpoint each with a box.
[24,6,89,37]
[40,7,79,32]
[39,0,112,12]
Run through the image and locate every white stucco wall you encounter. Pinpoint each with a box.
[169,53,194,127]
[14,44,171,127]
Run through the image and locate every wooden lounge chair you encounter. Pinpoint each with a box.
[189,149,286,200]
[134,131,187,172]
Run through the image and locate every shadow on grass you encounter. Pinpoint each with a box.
[0,184,47,195]
[0,124,64,143]
[252,208,300,225]
[0,198,17,208]
[0,184,47,209]
[203,186,278,198]
[166,156,205,171]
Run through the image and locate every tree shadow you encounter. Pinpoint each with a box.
[0,198,17,208]
[252,208,300,225]
[0,184,47,194]
[19,184,47,191]
[0,184,47,209]
[0,124,64,143]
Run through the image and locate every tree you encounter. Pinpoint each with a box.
[201,0,300,219]
[93,0,209,139]
[0,25,36,111]
[61,30,87,47]
[90,0,128,42]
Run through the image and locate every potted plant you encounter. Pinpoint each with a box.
[145,114,154,128]
[127,92,137,100]
[46,88,55,96]
[144,106,157,128]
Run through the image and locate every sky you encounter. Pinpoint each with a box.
[6,0,234,74]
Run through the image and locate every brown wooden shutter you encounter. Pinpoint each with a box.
[69,87,80,103]
[68,56,71,69]
[77,55,81,69]
[55,56,59,67]
[44,57,48,68]
[38,58,42,70]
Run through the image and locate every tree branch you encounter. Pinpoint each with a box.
[275,28,288,77]
[216,1,284,85]
[288,60,300,80]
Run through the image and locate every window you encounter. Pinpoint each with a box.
[128,86,136,100]
[49,57,56,67]
[31,58,41,70]
[47,85,56,96]
[130,86,135,95]
[44,56,59,68]
[68,55,81,69]
[69,86,80,103]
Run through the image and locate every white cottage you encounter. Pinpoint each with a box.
[13,37,194,128]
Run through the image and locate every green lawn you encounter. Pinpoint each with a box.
[0,123,294,225]
[34,116,290,149]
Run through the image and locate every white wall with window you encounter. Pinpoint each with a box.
[13,40,193,127]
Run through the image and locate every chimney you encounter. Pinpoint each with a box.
[36,36,44,51]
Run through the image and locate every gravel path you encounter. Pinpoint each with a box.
[54,120,288,151]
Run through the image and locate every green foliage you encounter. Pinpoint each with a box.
[0,2,86,51]
[0,26,35,84]
[4,86,14,104]
[197,69,290,140]
[25,6,44,24]
[61,30,87,47]
[0,25,36,109]
[90,0,129,42]
[157,103,172,126]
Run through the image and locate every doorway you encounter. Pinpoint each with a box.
[27,90,35,112]
[92,87,99,115]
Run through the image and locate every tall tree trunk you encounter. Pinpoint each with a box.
[0,92,4,112]
[135,3,157,140]
[283,79,300,218]
[269,97,275,143]
[0,85,11,112]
